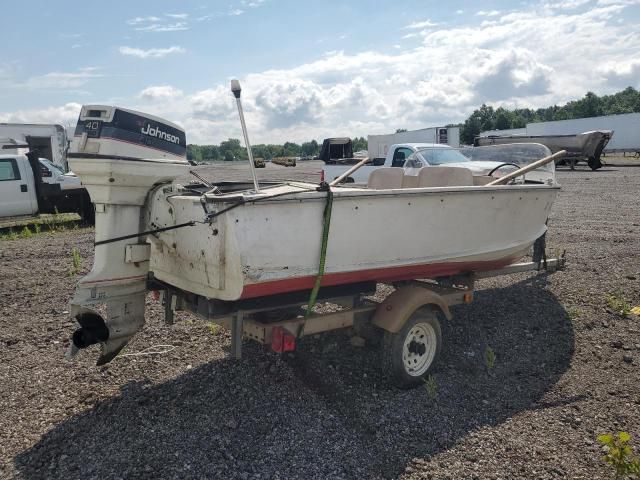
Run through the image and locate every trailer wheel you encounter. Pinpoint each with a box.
[382,309,441,389]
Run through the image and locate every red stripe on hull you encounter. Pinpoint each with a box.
[239,256,521,299]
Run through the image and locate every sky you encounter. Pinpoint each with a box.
[1,0,639,144]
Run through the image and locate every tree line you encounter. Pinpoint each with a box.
[459,86,640,144]
[187,87,640,159]
[188,137,367,162]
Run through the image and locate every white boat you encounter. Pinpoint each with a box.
[65,88,562,367]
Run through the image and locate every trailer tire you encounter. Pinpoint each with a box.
[382,309,441,389]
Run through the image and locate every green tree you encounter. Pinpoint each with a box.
[282,141,301,157]
[352,136,368,152]
[494,108,512,130]
[219,138,245,161]
[301,140,319,157]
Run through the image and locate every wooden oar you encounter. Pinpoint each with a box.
[329,157,370,186]
[485,150,566,186]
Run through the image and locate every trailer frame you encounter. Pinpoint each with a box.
[149,254,565,387]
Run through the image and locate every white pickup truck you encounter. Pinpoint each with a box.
[0,153,92,221]
[321,142,511,184]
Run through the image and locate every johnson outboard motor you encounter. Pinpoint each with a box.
[67,105,189,364]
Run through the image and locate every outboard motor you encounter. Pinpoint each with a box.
[67,105,189,364]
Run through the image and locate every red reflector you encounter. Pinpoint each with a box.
[320,170,325,183]
[283,332,296,351]
[271,326,296,353]
[151,290,160,301]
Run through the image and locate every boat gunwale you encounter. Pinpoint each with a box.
[191,182,560,205]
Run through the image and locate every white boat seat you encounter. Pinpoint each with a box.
[367,167,404,189]
[417,166,474,188]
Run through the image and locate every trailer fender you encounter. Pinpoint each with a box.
[372,286,452,333]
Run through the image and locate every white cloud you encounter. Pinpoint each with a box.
[119,46,186,58]
[0,103,82,126]
[241,0,267,6]
[404,19,438,29]
[139,85,185,100]
[24,67,103,89]
[135,22,189,32]
[6,1,640,144]
[477,10,502,16]
[127,16,161,25]
[229,9,244,16]
[127,15,189,31]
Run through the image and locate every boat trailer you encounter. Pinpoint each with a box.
[150,254,565,388]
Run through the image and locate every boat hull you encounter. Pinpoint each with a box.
[147,183,558,301]
[476,131,612,158]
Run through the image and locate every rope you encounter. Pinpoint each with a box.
[303,183,334,324]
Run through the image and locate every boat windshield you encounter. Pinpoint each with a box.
[410,148,470,166]
[458,143,553,170]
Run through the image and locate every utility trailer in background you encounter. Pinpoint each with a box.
[481,112,640,156]
[0,123,69,171]
[152,252,565,388]
[525,113,640,154]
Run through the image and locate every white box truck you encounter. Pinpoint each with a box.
[368,126,460,160]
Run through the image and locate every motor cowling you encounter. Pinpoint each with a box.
[66,105,190,364]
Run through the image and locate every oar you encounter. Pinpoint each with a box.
[329,157,370,186]
[485,150,566,186]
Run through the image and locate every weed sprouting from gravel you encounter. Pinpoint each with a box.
[567,306,582,320]
[606,292,632,317]
[70,247,82,276]
[0,228,18,240]
[207,322,222,335]
[485,346,496,370]
[597,431,640,479]
[423,375,438,401]
[33,223,41,234]
[20,226,33,239]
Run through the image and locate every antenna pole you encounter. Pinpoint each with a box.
[231,79,260,193]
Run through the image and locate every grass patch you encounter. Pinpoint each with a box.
[422,374,438,401]
[567,306,583,320]
[19,226,33,239]
[206,322,223,336]
[0,229,19,241]
[485,346,496,371]
[606,292,632,317]
[69,247,82,276]
[598,431,640,479]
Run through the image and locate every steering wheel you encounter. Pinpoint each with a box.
[488,163,521,177]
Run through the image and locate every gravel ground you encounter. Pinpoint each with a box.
[1,161,639,479]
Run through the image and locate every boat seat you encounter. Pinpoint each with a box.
[367,167,404,189]
[473,175,494,186]
[402,174,419,188]
[417,166,474,187]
